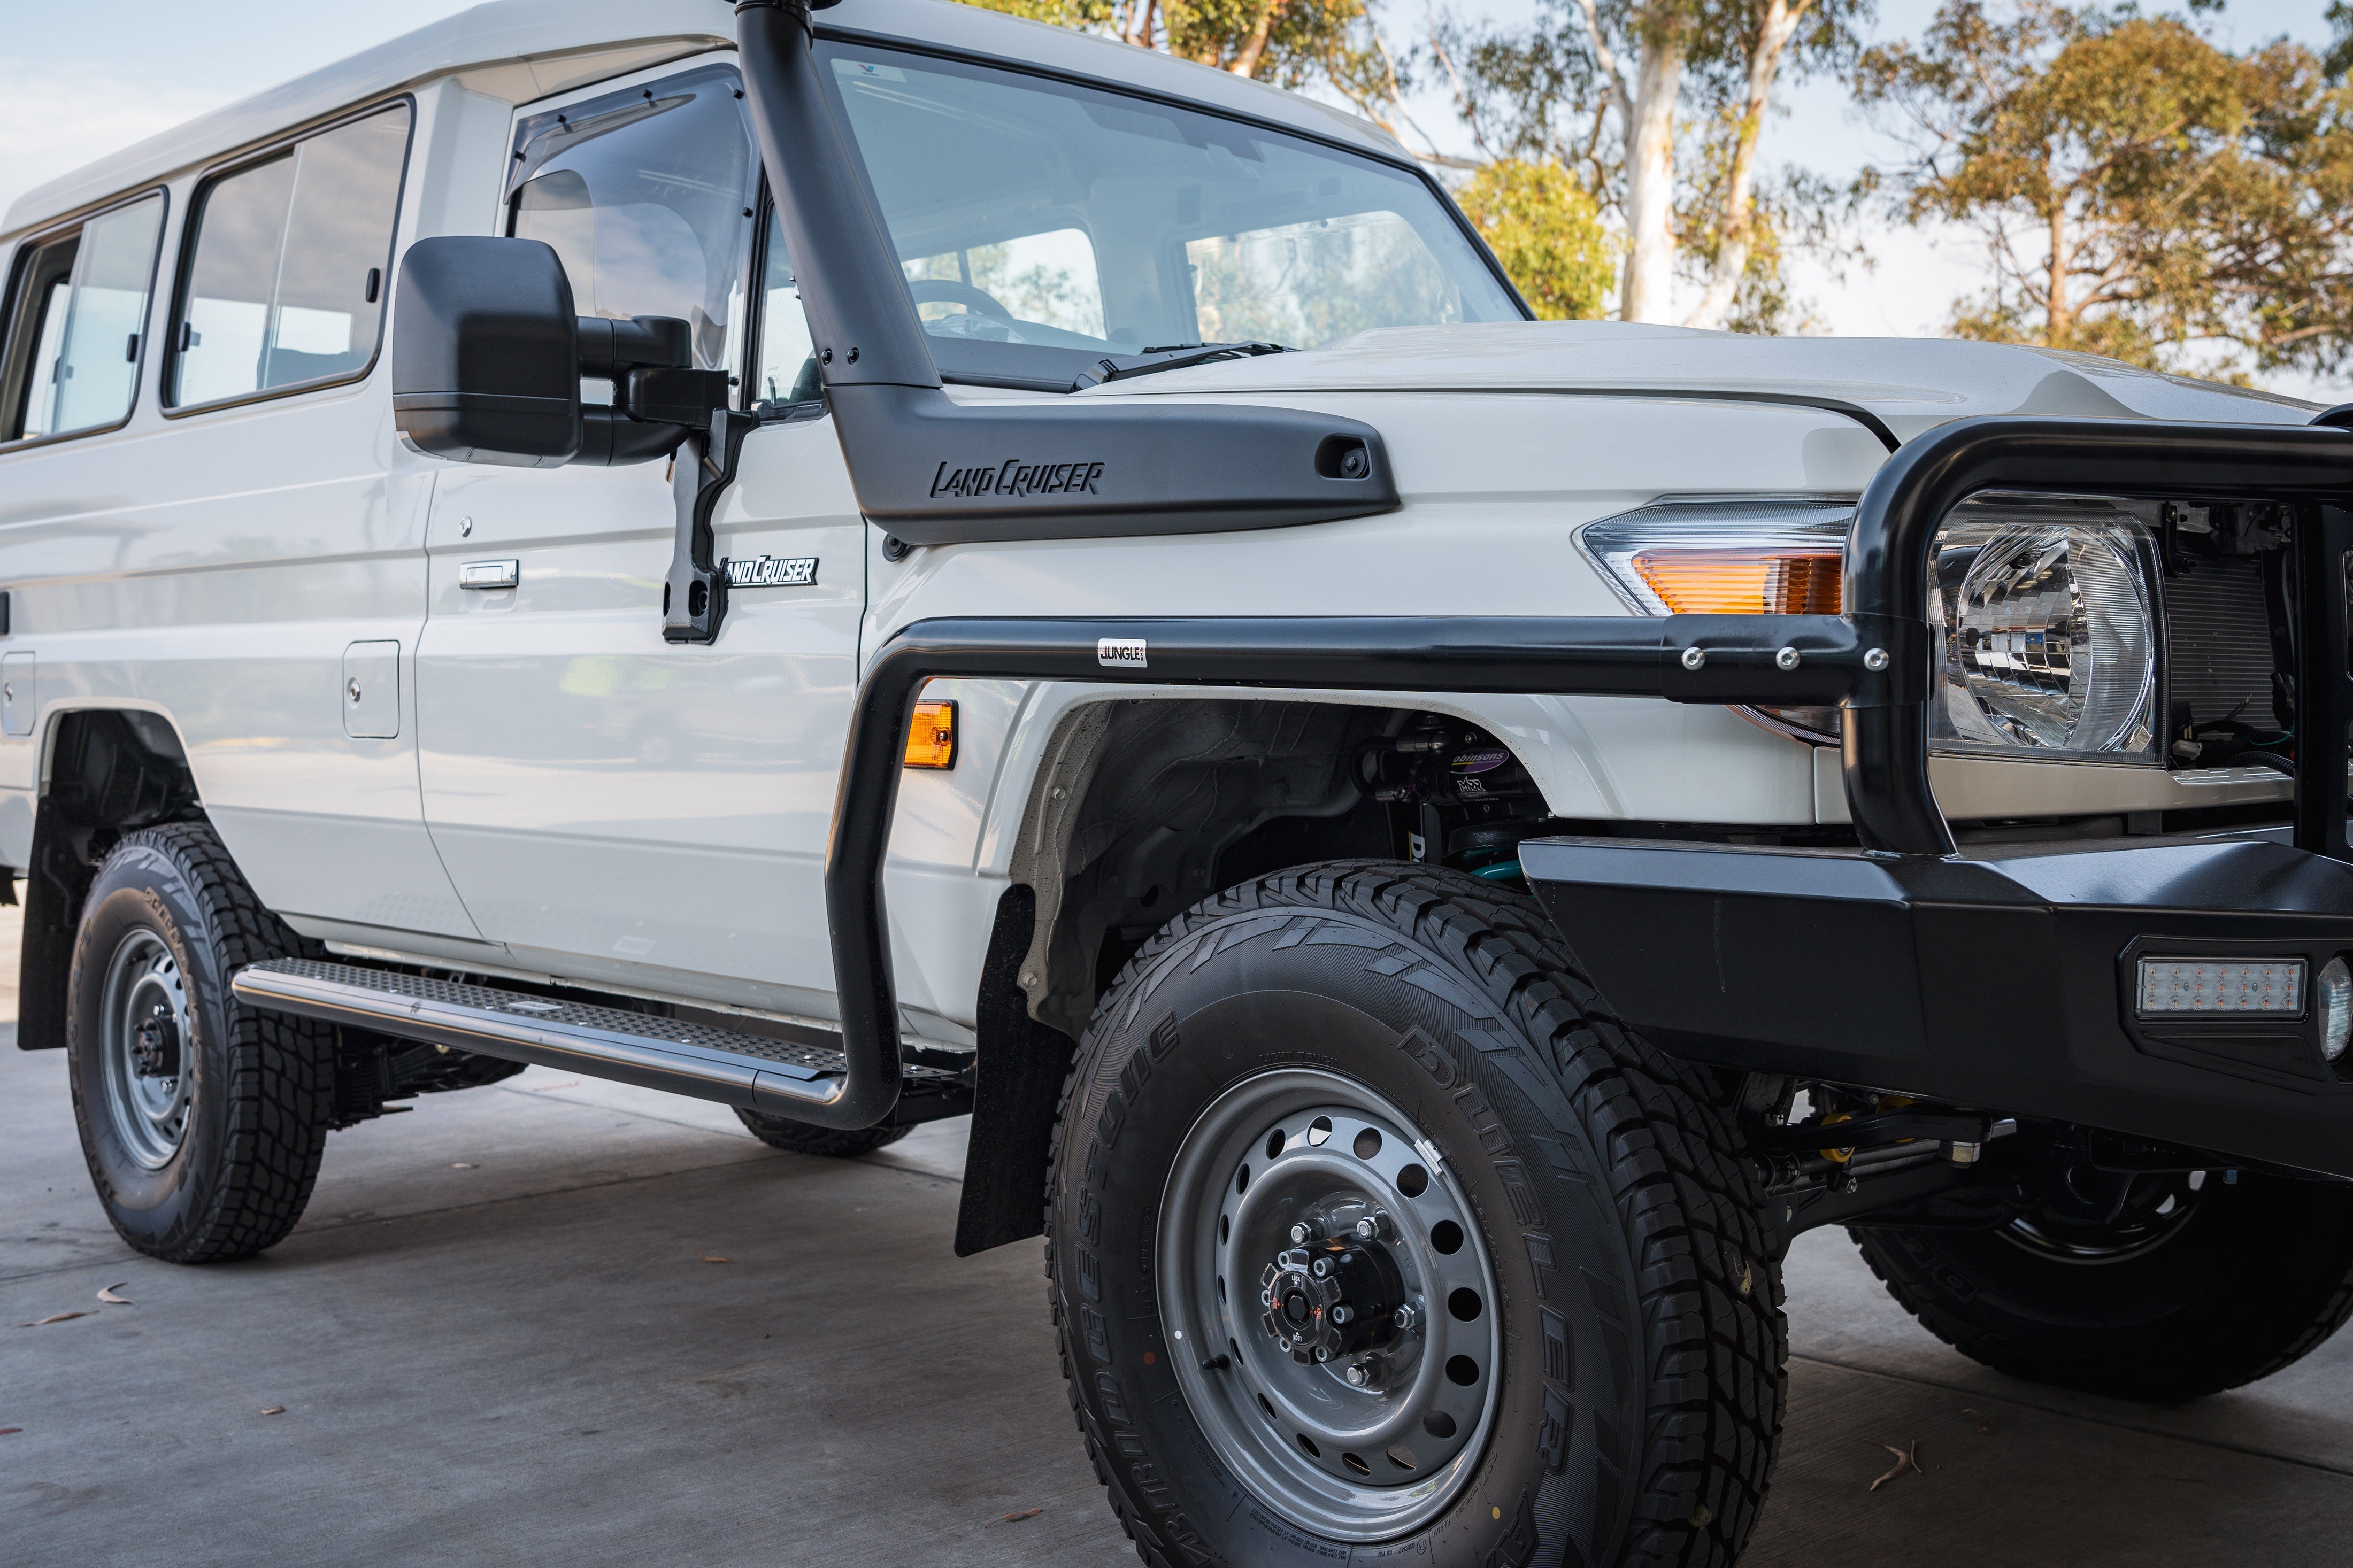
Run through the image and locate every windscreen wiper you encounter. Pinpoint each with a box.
[1072,341,1289,389]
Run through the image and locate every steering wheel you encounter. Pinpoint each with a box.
[908,277,1014,320]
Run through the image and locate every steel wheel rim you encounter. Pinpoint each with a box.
[2001,1169,2208,1264]
[98,930,194,1170]
[1157,1068,1502,1542]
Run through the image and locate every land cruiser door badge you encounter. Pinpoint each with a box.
[722,555,818,589]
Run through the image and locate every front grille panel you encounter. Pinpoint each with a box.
[2166,555,2281,735]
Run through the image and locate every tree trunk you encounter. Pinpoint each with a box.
[1685,0,1811,330]
[1621,37,1685,323]
[1230,0,1289,77]
[2046,203,2072,347]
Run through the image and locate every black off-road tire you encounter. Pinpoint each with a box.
[734,1107,910,1157]
[1852,1171,2353,1402]
[66,822,334,1263]
[1046,861,1786,1568]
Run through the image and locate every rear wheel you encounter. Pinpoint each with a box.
[67,822,333,1263]
[733,1107,909,1157]
[1852,1168,2353,1401]
[1048,862,1786,1568]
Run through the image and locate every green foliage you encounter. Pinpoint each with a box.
[1858,1,2353,376]
[957,0,1390,98]
[1452,159,1616,319]
[956,0,1120,27]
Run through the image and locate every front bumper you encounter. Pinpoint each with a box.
[1525,833,2353,1179]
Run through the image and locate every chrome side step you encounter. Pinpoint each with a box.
[232,959,967,1122]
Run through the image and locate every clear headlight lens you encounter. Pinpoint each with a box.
[1929,496,2158,762]
[1579,491,2163,762]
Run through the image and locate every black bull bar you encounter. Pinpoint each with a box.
[816,416,2353,1180]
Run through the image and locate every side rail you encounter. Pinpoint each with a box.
[800,415,2353,1131]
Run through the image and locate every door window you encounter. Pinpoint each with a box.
[0,192,166,442]
[168,104,412,408]
[751,206,820,410]
[509,66,757,376]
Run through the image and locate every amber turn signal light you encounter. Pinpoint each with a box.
[1632,550,1842,615]
[904,698,957,769]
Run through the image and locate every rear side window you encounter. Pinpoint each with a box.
[0,192,166,443]
[169,104,412,408]
[507,65,756,374]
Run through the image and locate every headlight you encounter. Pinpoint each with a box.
[1929,496,2158,763]
[1579,492,2163,763]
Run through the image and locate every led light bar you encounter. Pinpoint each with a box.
[2136,957,2305,1017]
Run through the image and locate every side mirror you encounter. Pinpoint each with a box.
[391,236,732,468]
[392,236,580,467]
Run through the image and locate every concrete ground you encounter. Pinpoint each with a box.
[4,901,2349,1565]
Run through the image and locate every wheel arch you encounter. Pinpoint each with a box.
[954,692,1548,1255]
[20,706,205,1051]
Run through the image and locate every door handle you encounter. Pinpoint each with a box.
[460,560,519,590]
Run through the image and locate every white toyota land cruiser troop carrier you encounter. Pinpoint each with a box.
[7,1,2352,1562]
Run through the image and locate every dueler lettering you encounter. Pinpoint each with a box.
[929,458,1106,499]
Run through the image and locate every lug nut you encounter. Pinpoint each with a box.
[1354,1216,1378,1240]
[1289,1222,1312,1245]
[1344,1363,1370,1386]
[1393,1304,1416,1330]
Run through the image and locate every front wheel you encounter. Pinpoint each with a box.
[1048,863,1786,1568]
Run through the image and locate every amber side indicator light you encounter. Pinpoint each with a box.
[1633,549,1842,614]
[904,698,957,769]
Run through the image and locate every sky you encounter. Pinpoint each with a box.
[2,0,2342,396]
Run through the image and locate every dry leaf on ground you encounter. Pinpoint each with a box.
[96,1285,133,1306]
[260,1407,286,1416]
[1962,1408,1990,1435]
[989,1508,1044,1526]
[701,1255,734,1264]
[1870,1440,1923,1492]
[20,1312,88,1327]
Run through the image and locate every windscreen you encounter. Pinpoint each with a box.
[816,45,1521,383]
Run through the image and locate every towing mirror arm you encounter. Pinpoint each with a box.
[391,236,725,468]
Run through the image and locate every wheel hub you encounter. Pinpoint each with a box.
[1260,1226,1406,1371]
[131,1006,181,1078]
